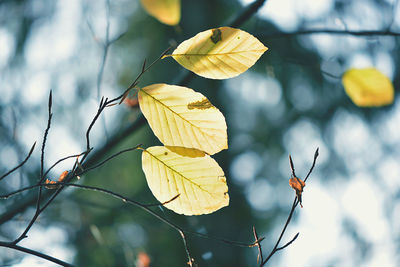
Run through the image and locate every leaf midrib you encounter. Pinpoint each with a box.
[144,149,216,195]
[140,88,223,146]
[171,49,267,57]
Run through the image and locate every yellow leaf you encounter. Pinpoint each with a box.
[138,83,227,155]
[140,0,180,26]
[342,68,394,107]
[142,146,229,215]
[168,27,268,79]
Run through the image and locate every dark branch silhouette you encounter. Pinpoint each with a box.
[12,91,53,245]
[0,241,74,267]
[0,142,36,182]
[259,148,319,266]
[257,29,400,39]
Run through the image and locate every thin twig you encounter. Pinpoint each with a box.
[0,1,270,262]
[304,148,319,182]
[85,97,107,152]
[276,232,299,252]
[229,0,266,28]
[0,241,74,267]
[257,29,400,39]
[0,116,147,225]
[289,155,296,177]
[262,198,298,265]
[1,182,254,248]
[260,148,319,266]
[96,0,111,100]
[79,145,141,175]
[108,46,171,105]
[253,226,264,265]
[42,149,92,179]
[12,91,52,244]
[0,142,36,182]
[0,0,269,227]
[180,230,195,267]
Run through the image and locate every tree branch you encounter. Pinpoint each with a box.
[0,241,74,267]
[260,148,319,266]
[12,91,53,245]
[1,0,271,263]
[0,0,269,227]
[0,142,36,182]
[257,29,400,39]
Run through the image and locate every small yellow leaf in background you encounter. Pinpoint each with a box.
[342,68,394,107]
[168,27,268,79]
[140,0,180,26]
[138,83,227,155]
[142,146,229,215]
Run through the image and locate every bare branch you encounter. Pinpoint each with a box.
[276,232,299,252]
[180,230,195,267]
[257,29,400,39]
[289,155,296,177]
[0,142,36,182]
[42,149,92,179]
[304,147,319,182]
[113,46,172,105]
[253,226,264,265]
[12,91,53,244]
[79,145,141,175]
[40,90,53,183]
[85,96,107,152]
[228,0,267,28]
[0,0,271,226]
[260,149,319,266]
[1,181,254,249]
[262,197,298,265]
[0,241,74,267]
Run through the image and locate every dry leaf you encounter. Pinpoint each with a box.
[45,179,58,190]
[58,170,68,182]
[45,171,68,189]
[289,177,305,208]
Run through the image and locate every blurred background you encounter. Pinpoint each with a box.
[0,0,399,266]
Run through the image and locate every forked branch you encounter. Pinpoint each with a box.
[258,148,319,266]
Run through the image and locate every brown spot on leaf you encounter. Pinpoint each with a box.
[164,152,168,155]
[165,146,206,157]
[187,98,213,110]
[210,28,222,44]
